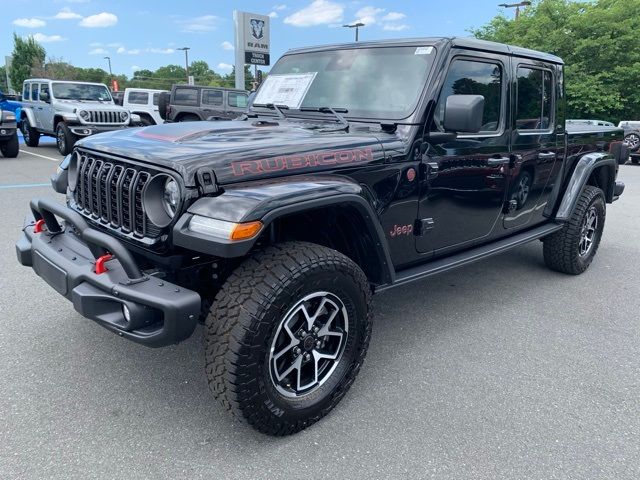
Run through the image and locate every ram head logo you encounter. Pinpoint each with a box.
[250,19,265,40]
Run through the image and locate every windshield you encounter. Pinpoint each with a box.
[255,46,436,120]
[52,83,113,102]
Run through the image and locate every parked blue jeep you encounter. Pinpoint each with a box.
[0,90,22,121]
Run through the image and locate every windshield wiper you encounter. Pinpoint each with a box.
[252,103,289,120]
[300,106,349,130]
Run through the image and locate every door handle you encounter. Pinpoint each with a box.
[426,161,439,179]
[487,157,510,166]
[538,152,556,160]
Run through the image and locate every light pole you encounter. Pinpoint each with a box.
[177,47,190,82]
[342,22,365,41]
[104,56,112,77]
[498,1,531,19]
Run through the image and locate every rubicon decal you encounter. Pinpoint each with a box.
[231,148,374,176]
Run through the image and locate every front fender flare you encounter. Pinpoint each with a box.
[555,152,616,222]
[172,175,395,284]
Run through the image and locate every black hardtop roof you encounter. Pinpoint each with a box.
[286,37,563,65]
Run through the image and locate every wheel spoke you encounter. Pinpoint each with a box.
[275,354,302,382]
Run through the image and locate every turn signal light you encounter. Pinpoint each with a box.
[231,221,263,240]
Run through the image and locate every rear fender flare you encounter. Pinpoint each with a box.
[555,152,616,222]
[20,107,37,127]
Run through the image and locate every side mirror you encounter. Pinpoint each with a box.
[40,92,50,103]
[443,94,485,133]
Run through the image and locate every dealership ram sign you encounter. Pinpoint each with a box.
[234,10,270,89]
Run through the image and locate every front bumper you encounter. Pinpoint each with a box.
[0,126,16,138]
[16,198,201,347]
[70,125,128,136]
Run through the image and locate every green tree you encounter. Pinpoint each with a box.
[10,33,46,88]
[0,65,7,92]
[470,0,640,122]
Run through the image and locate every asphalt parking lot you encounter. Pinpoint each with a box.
[1,136,639,479]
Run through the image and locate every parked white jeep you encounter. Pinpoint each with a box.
[120,88,168,126]
[20,79,137,155]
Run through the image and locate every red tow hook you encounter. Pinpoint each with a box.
[33,219,46,233]
[95,254,113,275]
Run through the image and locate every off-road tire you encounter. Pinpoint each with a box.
[22,118,40,147]
[204,242,372,436]
[0,133,19,158]
[157,92,170,120]
[543,185,605,274]
[56,122,76,156]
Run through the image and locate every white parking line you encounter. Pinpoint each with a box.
[19,149,60,162]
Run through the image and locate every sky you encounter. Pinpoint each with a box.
[1,0,508,77]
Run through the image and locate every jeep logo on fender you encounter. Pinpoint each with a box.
[389,224,414,237]
[231,148,374,176]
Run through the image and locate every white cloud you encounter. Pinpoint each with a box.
[131,65,141,71]
[355,6,384,25]
[89,42,102,47]
[382,23,409,31]
[54,8,82,20]
[179,15,220,33]
[285,0,344,27]
[148,48,175,54]
[13,18,46,28]
[116,46,141,55]
[221,40,234,50]
[89,47,108,55]
[29,33,65,43]
[107,42,122,48]
[79,12,118,28]
[268,11,278,18]
[381,12,406,22]
[273,4,287,10]
[217,63,233,71]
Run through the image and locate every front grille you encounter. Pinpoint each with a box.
[87,110,123,124]
[72,152,160,239]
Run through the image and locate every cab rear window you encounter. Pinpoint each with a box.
[173,88,198,106]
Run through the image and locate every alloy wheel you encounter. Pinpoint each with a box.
[269,291,348,398]
[578,206,598,257]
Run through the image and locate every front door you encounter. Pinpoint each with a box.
[36,82,55,133]
[416,53,511,255]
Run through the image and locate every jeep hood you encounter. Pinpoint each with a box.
[75,120,391,186]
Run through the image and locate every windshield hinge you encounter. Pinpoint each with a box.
[196,168,219,195]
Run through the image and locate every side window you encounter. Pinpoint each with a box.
[128,91,149,105]
[202,89,223,106]
[432,59,503,133]
[31,83,39,101]
[173,88,198,106]
[22,83,30,101]
[516,67,553,131]
[40,83,49,100]
[152,93,160,106]
[228,92,248,108]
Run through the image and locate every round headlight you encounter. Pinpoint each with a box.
[120,111,129,121]
[163,178,179,217]
[79,110,90,120]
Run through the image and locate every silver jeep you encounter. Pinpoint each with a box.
[20,79,137,155]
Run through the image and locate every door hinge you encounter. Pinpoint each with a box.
[196,168,218,195]
[415,218,435,236]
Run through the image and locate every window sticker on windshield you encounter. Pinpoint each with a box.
[253,72,317,109]
[415,47,434,55]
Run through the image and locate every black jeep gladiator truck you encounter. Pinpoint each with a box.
[0,108,19,158]
[16,37,627,435]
